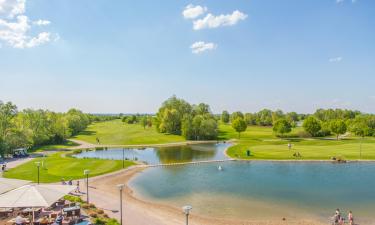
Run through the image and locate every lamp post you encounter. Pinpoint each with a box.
[117,184,125,225]
[122,148,125,168]
[35,162,40,184]
[84,169,90,203]
[182,205,192,225]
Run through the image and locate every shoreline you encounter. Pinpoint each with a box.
[70,139,375,163]
[68,139,227,150]
[86,166,327,225]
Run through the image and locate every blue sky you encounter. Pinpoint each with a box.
[0,0,374,113]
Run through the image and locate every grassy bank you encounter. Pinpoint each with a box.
[219,123,375,160]
[72,119,185,145]
[3,152,135,183]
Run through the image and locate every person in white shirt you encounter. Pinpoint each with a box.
[15,213,25,225]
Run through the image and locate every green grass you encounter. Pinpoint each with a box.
[3,152,135,183]
[219,123,375,160]
[72,119,185,145]
[30,141,79,152]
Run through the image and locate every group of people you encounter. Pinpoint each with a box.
[333,209,354,225]
[61,178,80,193]
[15,212,64,225]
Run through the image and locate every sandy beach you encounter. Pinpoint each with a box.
[83,166,327,225]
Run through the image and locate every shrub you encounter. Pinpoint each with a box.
[89,212,98,218]
[298,131,312,138]
[88,203,96,208]
[63,195,83,203]
[106,219,120,225]
[96,209,104,214]
[81,203,90,209]
[93,218,105,225]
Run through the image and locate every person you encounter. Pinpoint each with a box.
[348,211,354,225]
[61,178,66,185]
[39,216,49,225]
[54,213,63,225]
[15,213,25,225]
[68,180,73,185]
[333,209,341,224]
[75,180,80,193]
[288,143,292,150]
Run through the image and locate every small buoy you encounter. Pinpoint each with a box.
[218,166,223,171]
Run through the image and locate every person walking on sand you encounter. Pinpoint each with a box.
[348,211,354,225]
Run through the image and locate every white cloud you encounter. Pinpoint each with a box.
[33,19,50,26]
[329,56,343,62]
[182,4,207,19]
[336,0,344,3]
[0,0,25,18]
[0,0,56,48]
[193,10,247,30]
[190,41,217,54]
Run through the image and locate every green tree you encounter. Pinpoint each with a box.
[273,119,292,137]
[156,96,192,134]
[140,116,148,129]
[303,116,321,137]
[330,119,347,140]
[244,113,256,125]
[230,111,244,122]
[232,118,247,139]
[221,111,230,123]
[0,101,17,157]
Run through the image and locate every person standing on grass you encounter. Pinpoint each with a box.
[288,143,292,150]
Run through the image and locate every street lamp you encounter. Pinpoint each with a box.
[84,169,90,203]
[122,148,125,168]
[35,162,41,184]
[182,205,192,225]
[117,184,125,225]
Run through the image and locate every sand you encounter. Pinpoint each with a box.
[81,166,327,225]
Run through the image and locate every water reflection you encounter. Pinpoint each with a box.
[73,143,231,165]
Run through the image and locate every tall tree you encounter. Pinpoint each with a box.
[221,111,230,123]
[330,119,347,140]
[273,119,292,137]
[303,116,321,137]
[232,118,247,139]
[0,101,17,157]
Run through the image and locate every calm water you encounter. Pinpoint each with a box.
[130,161,375,223]
[73,143,230,164]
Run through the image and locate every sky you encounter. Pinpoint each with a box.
[0,0,374,114]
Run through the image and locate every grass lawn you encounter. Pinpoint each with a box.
[30,140,79,152]
[219,123,375,160]
[3,152,135,183]
[72,119,185,145]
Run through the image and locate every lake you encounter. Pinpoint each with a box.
[130,161,375,224]
[74,143,375,224]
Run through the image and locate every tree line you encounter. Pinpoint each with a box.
[0,101,117,157]
[155,96,218,140]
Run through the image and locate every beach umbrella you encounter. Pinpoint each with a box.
[0,184,76,222]
[0,178,31,194]
[0,184,76,208]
